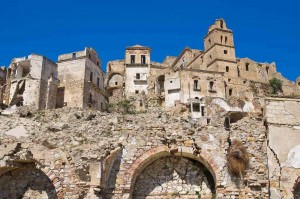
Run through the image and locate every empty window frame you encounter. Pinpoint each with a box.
[209,81,214,90]
[139,100,143,107]
[192,103,200,112]
[90,72,93,82]
[115,82,118,86]
[224,50,228,54]
[72,53,76,59]
[229,88,233,96]
[136,73,140,80]
[225,36,228,44]
[97,77,100,87]
[194,80,199,90]
[141,55,146,64]
[135,90,139,94]
[226,66,229,72]
[246,63,249,71]
[130,55,136,64]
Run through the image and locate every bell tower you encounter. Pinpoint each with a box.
[203,19,237,77]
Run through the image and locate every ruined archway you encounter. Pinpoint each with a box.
[125,146,222,198]
[133,156,215,198]
[0,167,57,199]
[0,143,73,199]
[108,73,124,88]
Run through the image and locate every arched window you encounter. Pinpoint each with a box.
[266,66,269,74]
[208,39,211,45]
[226,66,229,72]
[225,36,228,44]
[229,89,233,96]
[220,20,224,28]
[237,66,240,77]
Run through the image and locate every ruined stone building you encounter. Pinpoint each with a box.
[106,19,300,118]
[57,48,107,111]
[2,54,59,110]
[106,45,167,110]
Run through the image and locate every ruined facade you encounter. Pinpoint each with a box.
[57,48,107,111]
[3,54,59,110]
[106,19,300,118]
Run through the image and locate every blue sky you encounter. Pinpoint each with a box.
[0,0,299,81]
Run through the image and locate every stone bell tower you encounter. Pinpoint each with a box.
[203,19,237,77]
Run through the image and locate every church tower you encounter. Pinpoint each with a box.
[203,19,237,77]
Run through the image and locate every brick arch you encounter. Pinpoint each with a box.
[0,143,70,199]
[0,167,58,199]
[124,146,223,197]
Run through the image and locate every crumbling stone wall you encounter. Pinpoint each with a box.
[265,97,300,199]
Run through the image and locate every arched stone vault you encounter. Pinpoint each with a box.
[0,143,77,199]
[121,146,223,198]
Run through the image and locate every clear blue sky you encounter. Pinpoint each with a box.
[0,0,299,81]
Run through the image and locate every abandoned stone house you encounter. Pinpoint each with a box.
[2,54,59,110]
[106,19,300,118]
[57,48,106,111]
[0,48,107,111]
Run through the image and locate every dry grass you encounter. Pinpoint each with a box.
[227,140,249,177]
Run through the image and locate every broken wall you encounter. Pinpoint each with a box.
[265,97,300,199]
[57,58,86,108]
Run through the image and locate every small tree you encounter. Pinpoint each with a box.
[269,77,282,94]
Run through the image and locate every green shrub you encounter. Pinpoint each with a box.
[117,99,133,114]
[269,77,282,94]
